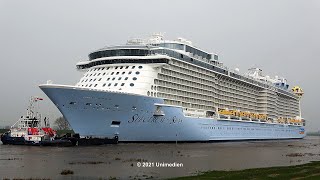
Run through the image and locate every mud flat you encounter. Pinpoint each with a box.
[0,136,319,179]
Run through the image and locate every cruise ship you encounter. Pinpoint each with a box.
[40,33,306,142]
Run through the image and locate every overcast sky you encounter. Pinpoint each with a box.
[0,0,319,131]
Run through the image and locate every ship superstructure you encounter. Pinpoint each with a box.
[39,33,306,141]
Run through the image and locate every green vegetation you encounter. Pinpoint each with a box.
[0,129,8,134]
[170,161,320,180]
[56,129,75,136]
[307,132,320,136]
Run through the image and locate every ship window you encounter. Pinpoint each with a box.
[116,72,120,75]
[147,91,150,96]
[115,67,119,69]
[94,84,98,87]
[112,78,115,81]
[151,92,154,96]
[103,83,106,87]
[103,73,106,75]
[120,66,123,69]
[107,67,110,70]
[151,85,153,90]
[111,72,114,75]
[133,77,137,81]
[111,121,121,125]
[107,78,110,81]
[89,84,92,87]
[114,83,118,86]
[89,79,92,82]
[118,77,122,80]
[85,79,88,82]
[130,83,134,87]
[85,84,88,87]
[93,79,96,82]
[138,66,143,69]
[98,73,101,76]
[94,73,96,76]
[108,83,112,86]
[132,66,135,69]
[90,74,92,77]
[125,77,128,80]
[128,71,132,75]
[125,66,129,69]
[101,68,105,70]
[98,78,102,81]
[136,71,140,75]
[122,72,125,75]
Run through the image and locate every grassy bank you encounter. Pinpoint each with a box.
[171,161,320,180]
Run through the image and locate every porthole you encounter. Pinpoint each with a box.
[122,72,125,75]
[94,84,98,87]
[85,84,88,87]
[133,77,137,81]
[125,66,129,69]
[89,79,92,82]
[125,77,128,80]
[94,73,96,76]
[115,67,119,69]
[89,84,92,87]
[138,66,143,69]
[85,79,88,82]
[132,66,135,69]
[103,73,106,75]
[135,71,140,75]
[118,77,122,80]
[154,86,157,91]
[90,74,92,77]
[147,91,150,96]
[120,66,123,69]
[103,83,106,87]
[98,73,101,76]
[108,83,112,87]
[151,92,154,96]
[112,78,115,81]
[128,71,132,75]
[111,72,114,75]
[116,72,119,75]
[107,67,110,70]
[114,83,118,86]
[121,83,125,86]
[101,68,105,70]
[98,78,102,81]
[151,85,153,90]
[130,83,134,87]
[107,78,110,81]
[93,79,96,82]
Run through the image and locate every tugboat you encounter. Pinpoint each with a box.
[1,96,118,146]
[0,96,67,145]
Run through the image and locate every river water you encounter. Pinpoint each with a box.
[1,136,320,179]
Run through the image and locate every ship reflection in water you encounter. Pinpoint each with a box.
[0,136,319,179]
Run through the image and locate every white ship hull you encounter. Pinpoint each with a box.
[40,85,305,142]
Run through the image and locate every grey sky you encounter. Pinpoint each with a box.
[0,0,319,131]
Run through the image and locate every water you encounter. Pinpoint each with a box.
[1,136,320,179]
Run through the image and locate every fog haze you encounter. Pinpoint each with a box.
[0,0,319,131]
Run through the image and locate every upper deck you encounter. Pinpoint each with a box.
[76,34,299,99]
